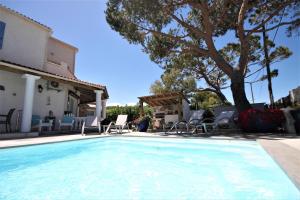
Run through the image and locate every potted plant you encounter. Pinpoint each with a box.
[133,116,151,132]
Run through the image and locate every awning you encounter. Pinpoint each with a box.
[0,60,109,103]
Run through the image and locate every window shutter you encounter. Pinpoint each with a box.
[0,21,6,49]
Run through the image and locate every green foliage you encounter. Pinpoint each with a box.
[190,91,224,110]
[150,68,197,95]
[251,38,293,82]
[259,69,279,81]
[106,105,153,122]
[150,80,167,94]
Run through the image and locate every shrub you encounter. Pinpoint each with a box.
[106,105,153,122]
[238,108,285,133]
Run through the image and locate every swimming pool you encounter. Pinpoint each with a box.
[0,137,299,199]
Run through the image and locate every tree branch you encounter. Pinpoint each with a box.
[170,13,205,38]
[139,26,210,57]
[246,19,300,33]
[237,0,250,75]
[195,88,217,93]
[188,1,234,76]
[245,0,293,36]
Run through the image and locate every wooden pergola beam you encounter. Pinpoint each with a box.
[139,99,144,117]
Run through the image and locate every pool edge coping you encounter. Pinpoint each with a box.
[0,134,258,149]
[258,139,300,191]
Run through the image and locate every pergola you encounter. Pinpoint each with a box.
[138,92,188,120]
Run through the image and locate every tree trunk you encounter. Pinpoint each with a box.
[262,25,275,106]
[230,69,252,113]
[215,89,229,104]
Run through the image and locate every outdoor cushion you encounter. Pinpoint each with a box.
[137,118,149,132]
[31,115,41,126]
[62,116,74,123]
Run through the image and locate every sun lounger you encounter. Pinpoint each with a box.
[81,116,101,135]
[168,110,205,134]
[104,115,129,134]
[202,111,235,133]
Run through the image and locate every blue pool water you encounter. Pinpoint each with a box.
[0,137,299,200]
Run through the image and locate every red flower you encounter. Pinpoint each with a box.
[238,108,285,132]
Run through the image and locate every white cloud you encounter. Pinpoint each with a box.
[107,102,122,106]
[107,102,137,107]
[126,102,137,106]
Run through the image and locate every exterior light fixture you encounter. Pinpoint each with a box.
[38,85,43,93]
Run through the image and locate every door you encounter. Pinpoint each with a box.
[67,95,77,116]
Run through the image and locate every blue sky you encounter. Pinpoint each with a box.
[2,0,299,106]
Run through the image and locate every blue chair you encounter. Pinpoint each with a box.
[58,116,75,131]
[31,115,53,132]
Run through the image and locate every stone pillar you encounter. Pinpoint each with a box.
[281,107,296,134]
[102,99,107,119]
[94,90,103,121]
[21,74,40,132]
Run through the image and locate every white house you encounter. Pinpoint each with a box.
[0,5,109,133]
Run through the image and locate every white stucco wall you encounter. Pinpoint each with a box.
[0,8,50,69]
[32,79,67,129]
[31,80,80,129]
[0,70,81,132]
[290,86,300,104]
[0,70,25,132]
[47,37,77,74]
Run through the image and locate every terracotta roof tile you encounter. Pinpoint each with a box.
[0,59,109,98]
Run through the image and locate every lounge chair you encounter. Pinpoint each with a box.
[168,110,205,134]
[202,110,235,133]
[58,116,75,131]
[0,108,15,132]
[31,115,53,133]
[81,116,101,135]
[104,115,129,134]
[163,114,179,131]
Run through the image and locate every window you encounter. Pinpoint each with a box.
[0,21,5,49]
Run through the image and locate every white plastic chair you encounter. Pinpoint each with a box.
[105,115,129,134]
[81,116,101,136]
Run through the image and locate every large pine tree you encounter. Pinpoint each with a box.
[106,0,299,112]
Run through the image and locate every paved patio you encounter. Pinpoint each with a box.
[258,138,300,190]
[0,132,299,189]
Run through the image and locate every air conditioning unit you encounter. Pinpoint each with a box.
[47,81,61,92]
